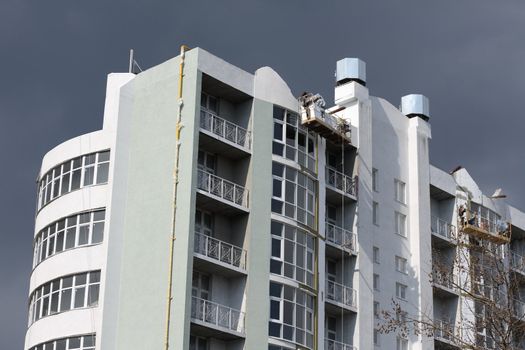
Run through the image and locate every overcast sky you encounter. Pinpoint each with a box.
[1,0,524,348]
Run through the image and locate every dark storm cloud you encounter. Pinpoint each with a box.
[1,0,524,347]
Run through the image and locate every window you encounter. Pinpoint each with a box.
[395,256,408,274]
[32,209,106,268]
[373,246,380,264]
[374,328,380,346]
[326,316,337,340]
[268,282,314,349]
[201,92,219,114]
[29,334,95,350]
[273,106,316,173]
[190,335,208,350]
[197,150,216,174]
[373,202,379,226]
[271,162,317,228]
[394,179,406,204]
[37,151,110,210]
[270,221,315,287]
[396,336,409,350]
[28,271,100,325]
[374,301,380,319]
[395,211,407,237]
[396,282,407,300]
[372,168,378,192]
[373,274,380,291]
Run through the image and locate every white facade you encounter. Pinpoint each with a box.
[24,48,525,350]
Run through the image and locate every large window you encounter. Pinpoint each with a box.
[272,162,317,228]
[269,282,314,349]
[28,271,101,325]
[37,151,110,210]
[29,334,95,350]
[270,221,315,288]
[272,106,316,173]
[33,209,106,268]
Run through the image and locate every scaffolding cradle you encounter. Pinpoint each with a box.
[298,93,353,146]
[459,208,512,244]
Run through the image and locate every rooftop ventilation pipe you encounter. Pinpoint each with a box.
[400,94,430,121]
[336,58,366,87]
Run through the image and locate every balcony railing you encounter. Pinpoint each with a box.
[200,109,251,150]
[197,170,248,208]
[326,280,357,309]
[431,216,456,241]
[513,299,525,319]
[194,232,247,270]
[434,319,456,343]
[459,207,511,244]
[325,339,357,350]
[511,251,525,274]
[191,296,245,334]
[326,167,357,197]
[325,222,357,254]
[432,270,457,291]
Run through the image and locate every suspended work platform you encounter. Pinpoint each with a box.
[459,206,511,244]
[299,92,352,146]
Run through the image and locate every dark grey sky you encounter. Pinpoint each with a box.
[1,0,524,348]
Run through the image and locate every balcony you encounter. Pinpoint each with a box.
[325,339,357,350]
[434,319,458,346]
[459,208,511,244]
[325,222,357,256]
[191,296,245,338]
[431,216,457,245]
[513,299,525,320]
[511,251,525,276]
[193,232,247,276]
[199,109,251,157]
[432,270,459,297]
[325,167,357,200]
[325,279,357,312]
[196,170,249,214]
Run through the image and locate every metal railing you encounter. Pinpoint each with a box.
[460,208,510,239]
[513,299,525,319]
[326,167,357,197]
[432,270,457,290]
[325,339,357,350]
[197,170,248,208]
[431,216,456,241]
[191,296,245,334]
[194,232,247,270]
[326,279,357,309]
[325,222,357,253]
[434,319,456,343]
[200,109,251,149]
[511,251,525,274]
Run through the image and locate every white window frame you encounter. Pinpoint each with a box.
[373,246,380,264]
[373,201,379,226]
[373,273,380,291]
[395,211,407,237]
[395,256,408,274]
[394,179,406,204]
[372,168,378,192]
[396,336,409,350]
[396,282,407,300]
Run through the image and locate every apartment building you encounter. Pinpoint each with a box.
[25,47,525,350]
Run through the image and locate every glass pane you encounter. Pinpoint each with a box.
[88,284,100,306]
[74,287,86,308]
[83,166,95,186]
[98,151,110,162]
[96,163,109,184]
[92,222,104,243]
[60,289,72,311]
[78,225,89,245]
[71,169,81,190]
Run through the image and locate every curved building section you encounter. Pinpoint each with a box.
[25,72,135,350]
